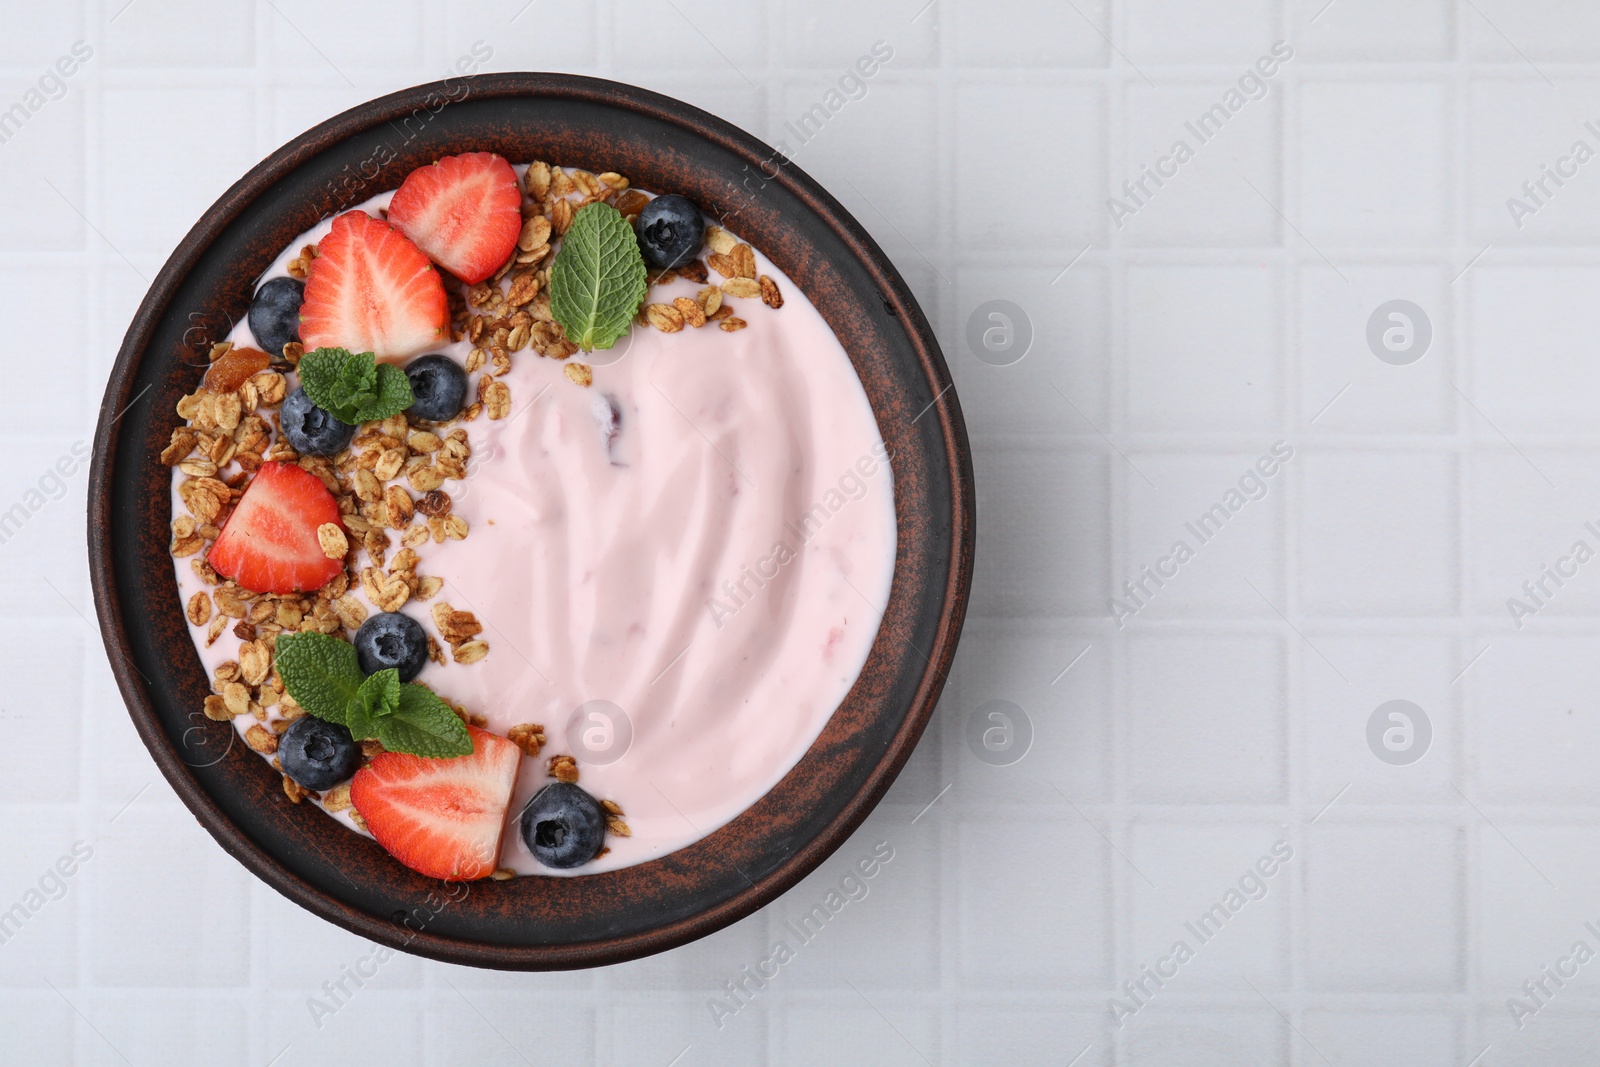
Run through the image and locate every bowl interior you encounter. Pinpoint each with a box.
[90,74,972,969]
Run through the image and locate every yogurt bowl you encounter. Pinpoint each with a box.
[90,74,973,969]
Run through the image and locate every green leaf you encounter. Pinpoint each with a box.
[296,348,355,421]
[345,668,400,741]
[548,202,647,352]
[297,347,414,424]
[274,632,365,726]
[363,364,415,422]
[378,685,473,758]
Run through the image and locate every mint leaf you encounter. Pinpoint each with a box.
[346,668,400,741]
[297,347,414,424]
[274,632,365,726]
[363,364,414,422]
[548,202,647,351]
[378,685,473,758]
[296,348,356,421]
[337,351,377,401]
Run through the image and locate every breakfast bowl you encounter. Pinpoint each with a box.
[88,73,973,969]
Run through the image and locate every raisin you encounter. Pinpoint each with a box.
[204,346,271,394]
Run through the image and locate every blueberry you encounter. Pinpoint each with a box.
[404,354,469,423]
[353,611,428,682]
[634,194,704,269]
[281,387,355,457]
[592,393,621,448]
[519,782,606,869]
[248,276,305,357]
[279,715,361,791]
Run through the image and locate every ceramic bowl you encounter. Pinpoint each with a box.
[89,73,973,969]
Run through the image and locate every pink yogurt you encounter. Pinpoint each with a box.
[171,177,898,875]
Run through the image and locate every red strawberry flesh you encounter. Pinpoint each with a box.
[207,460,343,595]
[299,210,449,360]
[387,152,523,285]
[350,725,522,881]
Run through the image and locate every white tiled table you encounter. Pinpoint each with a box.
[6,0,1600,1063]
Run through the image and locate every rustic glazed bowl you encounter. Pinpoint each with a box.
[89,73,973,969]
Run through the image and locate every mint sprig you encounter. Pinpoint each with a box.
[298,347,415,424]
[274,631,472,759]
[548,202,647,351]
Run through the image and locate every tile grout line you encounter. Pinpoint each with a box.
[1451,4,1482,1060]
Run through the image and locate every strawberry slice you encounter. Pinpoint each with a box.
[207,460,344,595]
[299,210,448,359]
[387,152,522,285]
[350,725,521,881]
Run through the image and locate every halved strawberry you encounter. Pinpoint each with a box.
[350,725,521,881]
[387,152,522,285]
[207,460,343,595]
[299,210,448,359]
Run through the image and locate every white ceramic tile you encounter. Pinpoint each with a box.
[100,87,256,256]
[0,7,86,67]
[971,447,1108,617]
[427,995,591,1065]
[0,268,87,435]
[1304,823,1463,991]
[782,0,939,68]
[1299,634,1461,804]
[1467,79,1600,244]
[261,888,427,991]
[948,622,1111,803]
[1485,1008,1600,1067]
[957,815,1110,987]
[612,0,765,73]
[1123,1011,1287,1066]
[1125,822,1293,987]
[1119,82,1283,247]
[1468,0,1600,61]
[956,84,1107,250]
[269,0,424,69]
[271,87,373,150]
[1296,264,1453,434]
[776,825,939,989]
[1469,634,1600,804]
[1125,634,1287,803]
[593,910,767,995]
[1125,265,1282,432]
[79,993,248,1067]
[0,619,81,803]
[1124,0,1278,64]
[1296,449,1459,617]
[1298,80,1452,246]
[1122,449,1289,619]
[952,263,1110,436]
[955,0,1108,67]
[0,992,75,1062]
[958,1007,1108,1067]
[86,807,251,987]
[0,85,85,252]
[1292,0,1455,62]
[264,990,425,1067]
[785,81,938,247]
[444,0,598,70]
[1300,1012,1460,1067]
[102,0,253,68]
[777,1003,936,1065]
[1466,448,1600,619]
[1474,823,1600,991]
[1470,265,1600,433]
[0,806,84,987]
